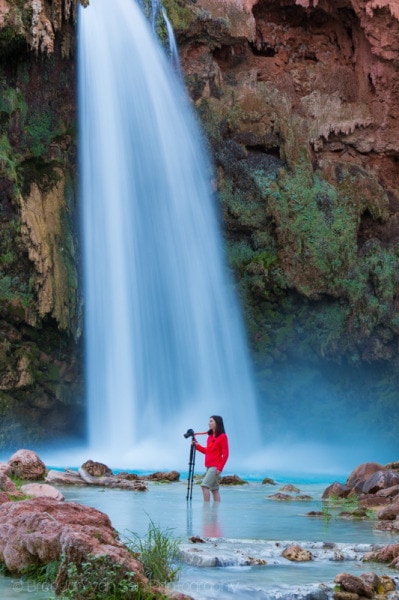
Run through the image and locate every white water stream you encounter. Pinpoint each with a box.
[77,0,260,467]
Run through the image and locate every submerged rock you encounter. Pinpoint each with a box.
[279,484,301,493]
[267,492,295,501]
[262,477,277,485]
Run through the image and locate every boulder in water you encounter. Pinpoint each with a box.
[282,544,312,562]
[362,470,399,494]
[146,471,180,482]
[334,572,373,598]
[219,474,247,485]
[346,462,385,491]
[322,481,351,500]
[81,459,113,477]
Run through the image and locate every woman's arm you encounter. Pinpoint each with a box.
[194,439,206,454]
[216,434,229,472]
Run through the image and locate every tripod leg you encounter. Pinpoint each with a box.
[186,445,192,500]
[189,445,196,501]
[186,444,196,501]
[186,461,192,501]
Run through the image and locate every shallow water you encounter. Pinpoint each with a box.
[59,480,388,544]
[1,478,398,599]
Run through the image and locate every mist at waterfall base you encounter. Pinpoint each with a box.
[253,357,398,477]
[36,348,397,478]
[75,0,264,472]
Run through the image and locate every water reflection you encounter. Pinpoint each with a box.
[186,501,223,538]
[202,503,223,538]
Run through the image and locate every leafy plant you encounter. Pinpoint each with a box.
[21,560,60,584]
[0,561,10,576]
[125,517,181,585]
[59,554,139,600]
[321,504,332,521]
[23,109,64,158]
[0,133,18,181]
[321,493,375,521]
[328,493,359,509]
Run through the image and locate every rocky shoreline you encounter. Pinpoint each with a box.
[1,449,399,599]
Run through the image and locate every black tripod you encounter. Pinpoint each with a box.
[186,441,196,501]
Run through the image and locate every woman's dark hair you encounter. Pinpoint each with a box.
[209,415,226,437]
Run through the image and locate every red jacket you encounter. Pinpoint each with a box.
[196,433,229,473]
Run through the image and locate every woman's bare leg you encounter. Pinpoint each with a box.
[211,489,220,502]
[201,486,210,501]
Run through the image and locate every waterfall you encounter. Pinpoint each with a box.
[138,0,181,72]
[161,7,181,74]
[78,0,260,469]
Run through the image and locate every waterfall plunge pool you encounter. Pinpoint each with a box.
[1,478,398,600]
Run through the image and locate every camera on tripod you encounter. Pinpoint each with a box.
[184,428,195,439]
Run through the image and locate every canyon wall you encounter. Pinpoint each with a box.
[168,0,399,441]
[0,0,83,449]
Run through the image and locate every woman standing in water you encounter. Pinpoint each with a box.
[194,415,229,502]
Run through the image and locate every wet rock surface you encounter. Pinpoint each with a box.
[321,461,399,567]
[333,571,396,600]
[179,537,386,568]
[282,544,313,562]
[323,461,399,525]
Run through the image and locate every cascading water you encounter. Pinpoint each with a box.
[161,7,181,74]
[78,0,260,468]
[139,0,181,73]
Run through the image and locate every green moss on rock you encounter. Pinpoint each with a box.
[162,0,196,31]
